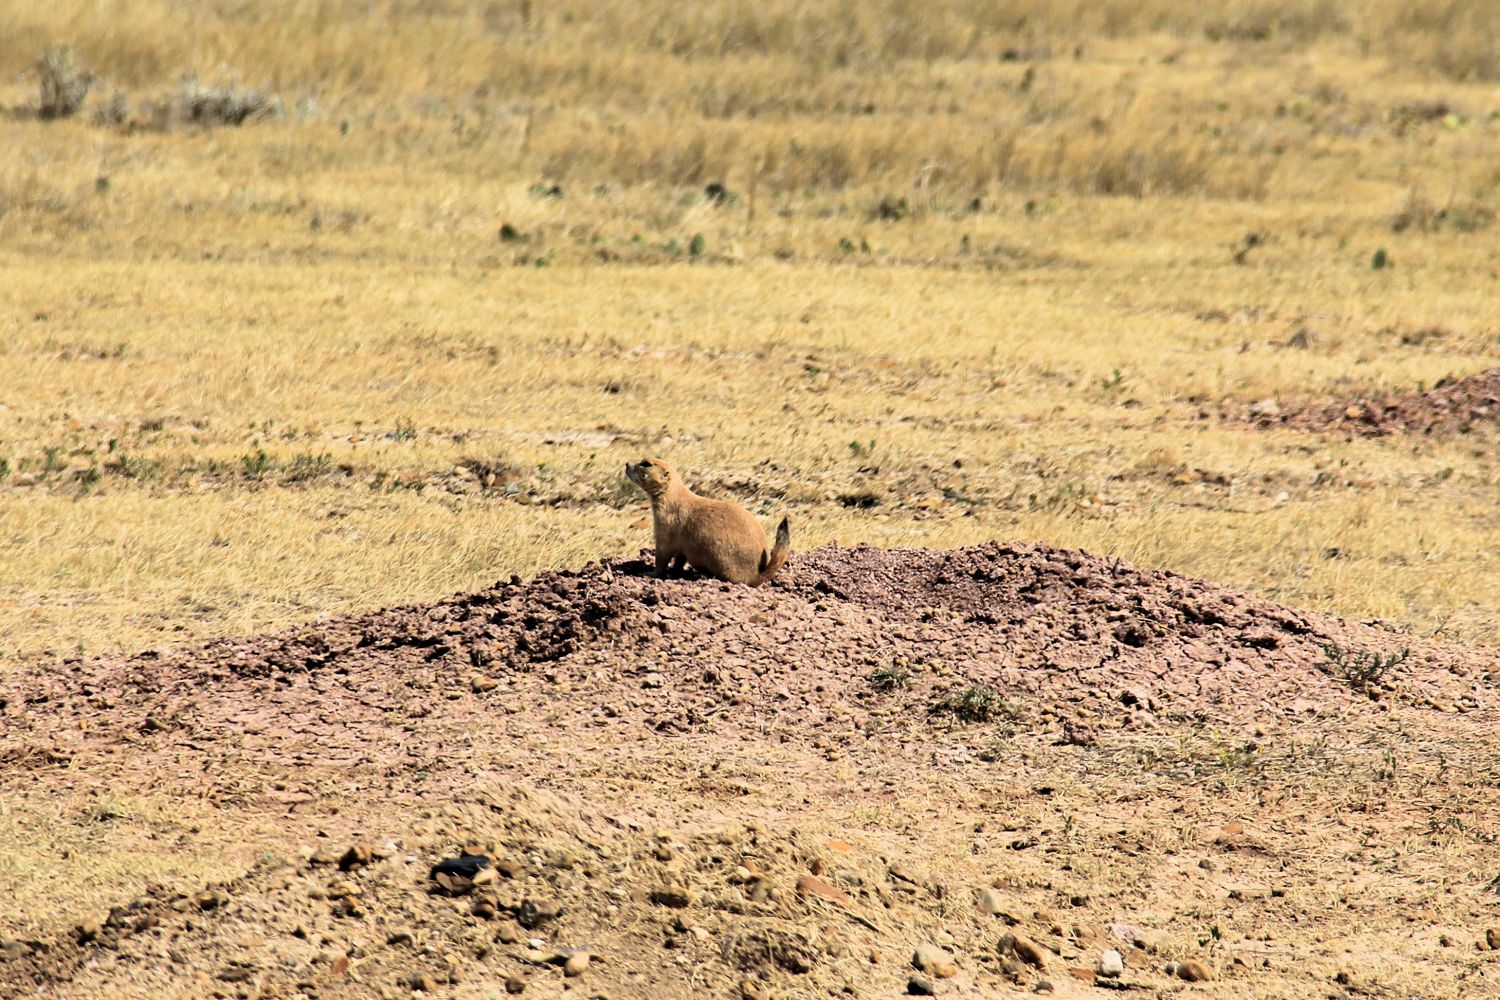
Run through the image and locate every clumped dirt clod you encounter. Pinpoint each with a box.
[0,543,1493,999]
[1243,366,1500,436]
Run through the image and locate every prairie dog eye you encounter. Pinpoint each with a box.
[639,460,653,468]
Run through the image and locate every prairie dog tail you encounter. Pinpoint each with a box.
[754,517,791,586]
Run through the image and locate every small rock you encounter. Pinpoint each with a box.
[1034,982,1054,995]
[387,929,415,946]
[977,887,1005,915]
[795,875,851,907]
[407,972,438,992]
[563,951,590,977]
[326,879,359,898]
[430,854,493,894]
[472,900,498,920]
[196,890,227,911]
[495,857,526,879]
[650,886,692,908]
[1487,928,1500,950]
[339,844,374,871]
[1249,398,1281,418]
[517,898,562,929]
[307,847,342,867]
[1002,933,1048,970]
[504,976,526,994]
[1175,959,1212,982]
[471,675,499,693]
[74,918,102,944]
[912,943,958,979]
[907,974,937,996]
[1098,950,1124,978]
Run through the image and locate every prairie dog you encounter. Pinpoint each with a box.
[625,457,790,586]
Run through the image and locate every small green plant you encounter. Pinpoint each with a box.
[43,446,64,473]
[241,448,272,480]
[837,236,871,254]
[848,438,877,456]
[285,452,332,482]
[498,222,524,242]
[0,457,9,480]
[875,195,909,221]
[1100,367,1126,391]
[1230,232,1261,265]
[392,417,417,442]
[114,454,158,480]
[870,664,910,691]
[930,684,1004,723]
[1371,248,1390,269]
[1322,642,1408,691]
[688,233,705,257]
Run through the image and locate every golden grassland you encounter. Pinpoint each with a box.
[3,0,1500,676]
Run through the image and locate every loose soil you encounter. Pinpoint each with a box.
[1243,367,1500,436]
[3,543,1498,999]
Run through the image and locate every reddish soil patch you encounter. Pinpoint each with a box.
[1,544,1495,999]
[1242,366,1500,435]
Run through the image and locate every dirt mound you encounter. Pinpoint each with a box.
[6,542,1479,753]
[1,543,1494,999]
[1243,367,1500,436]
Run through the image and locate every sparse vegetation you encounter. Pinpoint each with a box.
[1322,643,1410,692]
[284,452,332,483]
[175,75,277,127]
[930,684,1007,723]
[34,45,91,120]
[241,449,272,481]
[870,663,910,691]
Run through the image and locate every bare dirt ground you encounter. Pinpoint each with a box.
[4,542,1497,999]
[1241,367,1500,437]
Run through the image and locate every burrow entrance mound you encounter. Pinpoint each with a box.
[1,542,1493,999]
[1242,366,1500,436]
[4,542,1487,766]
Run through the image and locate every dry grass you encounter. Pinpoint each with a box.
[0,6,1497,659]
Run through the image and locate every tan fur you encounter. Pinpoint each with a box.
[625,457,790,586]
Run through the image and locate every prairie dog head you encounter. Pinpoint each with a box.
[625,456,677,499]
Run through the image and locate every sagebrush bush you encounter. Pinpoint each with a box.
[35,45,93,120]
